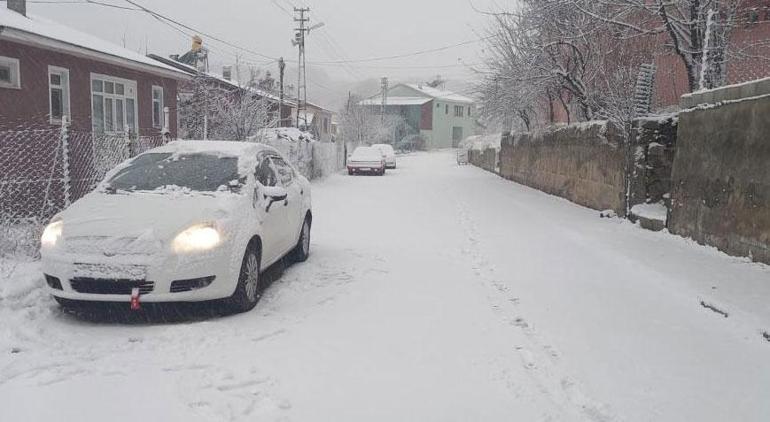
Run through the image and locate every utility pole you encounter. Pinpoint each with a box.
[293,7,310,129]
[278,57,286,127]
[380,76,389,123]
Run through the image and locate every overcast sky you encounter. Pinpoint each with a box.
[22,0,497,103]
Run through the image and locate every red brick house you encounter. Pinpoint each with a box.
[0,1,190,221]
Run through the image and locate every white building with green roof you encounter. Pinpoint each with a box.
[361,83,476,149]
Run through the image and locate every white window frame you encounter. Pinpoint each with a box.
[48,66,71,125]
[0,56,21,89]
[152,85,164,129]
[90,73,138,135]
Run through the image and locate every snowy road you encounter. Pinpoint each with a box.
[2,151,769,421]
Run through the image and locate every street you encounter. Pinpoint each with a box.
[1,150,769,421]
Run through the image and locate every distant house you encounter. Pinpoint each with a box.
[294,101,335,143]
[0,1,190,220]
[0,1,189,136]
[361,83,476,149]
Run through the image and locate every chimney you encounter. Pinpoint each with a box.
[222,66,232,81]
[7,0,27,16]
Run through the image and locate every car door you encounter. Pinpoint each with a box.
[270,155,304,250]
[254,155,289,267]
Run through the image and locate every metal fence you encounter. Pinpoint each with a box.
[0,122,166,257]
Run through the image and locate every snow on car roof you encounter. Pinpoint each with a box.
[153,140,274,156]
[0,8,188,78]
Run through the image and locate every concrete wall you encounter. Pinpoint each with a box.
[670,79,770,264]
[499,121,628,215]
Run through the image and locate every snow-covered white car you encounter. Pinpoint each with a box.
[372,144,397,169]
[347,146,386,176]
[40,141,312,313]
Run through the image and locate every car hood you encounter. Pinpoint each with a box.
[57,191,240,242]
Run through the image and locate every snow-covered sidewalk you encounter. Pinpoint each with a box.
[1,151,769,421]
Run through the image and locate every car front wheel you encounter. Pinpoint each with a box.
[291,217,312,262]
[226,244,262,313]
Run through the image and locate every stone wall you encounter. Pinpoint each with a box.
[628,116,678,208]
[468,148,498,173]
[670,79,770,264]
[499,122,628,215]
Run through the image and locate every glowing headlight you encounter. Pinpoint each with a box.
[173,224,221,253]
[41,221,63,248]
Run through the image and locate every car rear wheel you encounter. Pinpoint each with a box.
[226,244,262,313]
[291,216,312,262]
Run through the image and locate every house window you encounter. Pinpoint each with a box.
[0,56,21,89]
[91,74,137,135]
[467,106,472,117]
[152,85,164,129]
[445,104,449,115]
[48,66,70,124]
[436,103,440,108]
[454,105,464,117]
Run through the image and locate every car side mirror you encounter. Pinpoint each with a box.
[262,186,288,212]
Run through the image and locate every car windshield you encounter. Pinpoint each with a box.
[352,148,381,160]
[106,153,240,192]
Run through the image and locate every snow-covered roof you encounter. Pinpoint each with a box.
[0,8,189,79]
[359,96,432,106]
[403,84,475,104]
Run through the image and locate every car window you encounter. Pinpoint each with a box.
[255,157,277,187]
[107,153,239,192]
[271,156,295,186]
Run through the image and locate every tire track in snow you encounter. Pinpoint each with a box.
[456,201,615,422]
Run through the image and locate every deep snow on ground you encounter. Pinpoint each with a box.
[1,151,769,421]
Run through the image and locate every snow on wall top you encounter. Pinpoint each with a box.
[404,84,475,104]
[0,8,188,77]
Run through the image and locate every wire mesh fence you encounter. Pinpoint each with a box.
[0,125,167,258]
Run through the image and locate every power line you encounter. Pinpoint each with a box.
[310,37,492,64]
[121,0,278,61]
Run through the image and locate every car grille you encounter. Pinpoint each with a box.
[69,278,155,295]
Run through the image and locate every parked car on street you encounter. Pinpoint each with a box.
[347,146,386,176]
[372,144,397,169]
[40,141,313,313]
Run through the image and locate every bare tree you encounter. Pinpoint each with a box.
[179,75,278,141]
[570,0,750,91]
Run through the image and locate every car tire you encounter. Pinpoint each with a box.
[226,243,262,313]
[291,216,312,262]
[348,169,354,175]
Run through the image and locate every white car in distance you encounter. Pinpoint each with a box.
[372,144,397,169]
[347,146,386,176]
[40,141,312,313]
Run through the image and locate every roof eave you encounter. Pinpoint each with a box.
[1,27,192,81]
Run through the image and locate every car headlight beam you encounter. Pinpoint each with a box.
[173,224,222,253]
[41,221,63,249]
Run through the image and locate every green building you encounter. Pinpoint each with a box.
[361,84,476,149]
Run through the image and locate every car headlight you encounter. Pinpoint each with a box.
[41,221,63,249]
[173,224,222,253]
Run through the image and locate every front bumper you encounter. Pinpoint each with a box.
[348,163,385,173]
[42,246,239,303]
